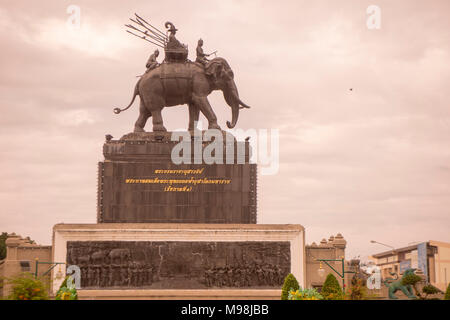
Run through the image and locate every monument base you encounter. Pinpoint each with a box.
[52,223,305,299]
[76,289,282,300]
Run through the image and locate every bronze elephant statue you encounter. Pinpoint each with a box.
[114,57,250,132]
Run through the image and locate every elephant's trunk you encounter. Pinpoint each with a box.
[224,80,242,129]
[227,104,240,129]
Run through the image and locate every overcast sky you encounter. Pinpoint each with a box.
[1,0,449,259]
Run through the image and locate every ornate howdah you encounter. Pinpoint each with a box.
[67,241,291,289]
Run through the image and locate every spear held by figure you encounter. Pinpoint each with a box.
[125,14,168,48]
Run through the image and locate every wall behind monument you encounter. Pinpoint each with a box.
[0,233,52,297]
[305,234,355,290]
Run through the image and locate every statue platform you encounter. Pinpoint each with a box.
[49,132,305,299]
[51,223,305,299]
[98,131,256,224]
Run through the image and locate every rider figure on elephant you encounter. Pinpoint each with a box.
[196,39,213,65]
[115,21,250,132]
[145,49,159,73]
[165,23,184,50]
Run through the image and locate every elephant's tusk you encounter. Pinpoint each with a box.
[238,98,251,109]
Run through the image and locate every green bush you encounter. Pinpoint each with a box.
[7,273,49,300]
[55,286,78,300]
[401,273,422,287]
[281,273,299,300]
[445,283,450,300]
[422,284,440,297]
[346,277,367,300]
[55,275,78,300]
[401,273,422,298]
[321,273,343,300]
[0,232,7,260]
[288,287,323,300]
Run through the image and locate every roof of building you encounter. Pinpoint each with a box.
[306,233,346,248]
[371,243,426,258]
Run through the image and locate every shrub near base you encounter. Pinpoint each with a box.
[55,275,78,300]
[288,287,323,300]
[321,273,344,300]
[7,273,49,300]
[445,283,450,300]
[281,273,299,300]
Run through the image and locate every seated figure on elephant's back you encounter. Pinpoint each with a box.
[196,39,213,66]
[145,49,159,73]
[164,22,188,63]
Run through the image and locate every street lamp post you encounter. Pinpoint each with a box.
[370,240,396,253]
[34,258,66,279]
[370,240,398,282]
[370,240,397,263]
[316,257,356,293]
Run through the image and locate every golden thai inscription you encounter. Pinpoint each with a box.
[125,167,231,192]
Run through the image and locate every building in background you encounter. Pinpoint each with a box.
[370,240,450,291]
[0,233,52,297]
[305,233,357,290]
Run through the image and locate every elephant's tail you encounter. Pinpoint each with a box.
[113,79,140,114]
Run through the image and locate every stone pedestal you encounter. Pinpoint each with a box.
[98,132,257,223]
[51,223,305,299]
[51,132,305,299]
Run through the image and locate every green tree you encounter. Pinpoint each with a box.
[0,232,7,260]
[281,273,299,300]
[321,273,343,300]
[444,283,450,300]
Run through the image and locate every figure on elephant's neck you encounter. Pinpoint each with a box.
[196,39,210,65]
[145,49,159,73]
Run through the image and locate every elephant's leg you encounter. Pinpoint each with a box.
[192,95,221,130]
[188,103,200,130]
[151,107,167,132]
[134,101,151,133]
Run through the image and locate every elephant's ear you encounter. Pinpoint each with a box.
[205,61,224,83]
